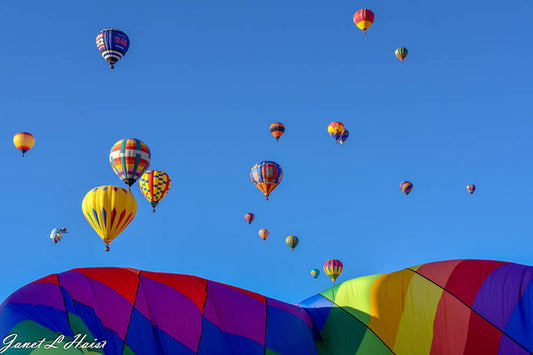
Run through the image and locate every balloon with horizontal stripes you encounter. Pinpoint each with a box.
[109,138,151,188]
[270,122,285,142]
[250,161,283,200]
[139,170,171,212]
[13,132,35,157]
[96,28,130,69]
[81,186,137,251]
[323,259,343,284]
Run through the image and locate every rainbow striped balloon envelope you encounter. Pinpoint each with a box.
[109,138,151,187]
[300,259,533,354]
[0,268,317,354]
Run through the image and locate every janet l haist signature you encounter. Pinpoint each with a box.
[0,333,107,353]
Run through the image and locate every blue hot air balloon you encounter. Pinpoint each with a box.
[96,28,130,69]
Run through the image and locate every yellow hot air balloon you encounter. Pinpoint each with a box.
[13,132,35,157]
[81,186,137,251]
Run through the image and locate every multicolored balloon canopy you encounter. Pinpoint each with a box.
[466,184,476,195]
[395,47,408,62]
[259,228,269,241]
[353,9,375,34]
[81,186,137,251]
[109,138,151,188]
[139,170,172,212]
[285,235,299,251]
[13,132,35,157]
[400,181,413,197]
[339,130,349,146]
[269,122,285,142]
[327,122,345,143]
[310,268,320,280]
[245,213,255,224]
[250,161,283,200]
[96,28,130,69]
[323,259,343,284]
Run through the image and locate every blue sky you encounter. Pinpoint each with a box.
[1,0,533,304]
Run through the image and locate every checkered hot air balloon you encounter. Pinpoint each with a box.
[139,170,171,212]
[96,28,130,69]
[250,161,283,200]
[81,186,137,252]
[328,122,345,143]
[353,9,375,34]
[324,259,343,285]
[109,138,151,188]
[400,181,413,197]
[13,132,35,157]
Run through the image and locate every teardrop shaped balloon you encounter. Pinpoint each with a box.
[400,181,413,197]
[286,235,299,251]
[139,170,171,212]
[395,47,408,62]
[81,186,137,251]
[466,184,476,195]
[13,132,35,157]
[310,268,320,280]
[259,228,269,241]
[109,138,151,188]
[339,130,349,146]
[245,213,255,224]
[96,28,130,69]
[250,161,283,200]
[353,9,375,34]
[323,259,343,285]
[270,122,285,142]
[328,122,345,143]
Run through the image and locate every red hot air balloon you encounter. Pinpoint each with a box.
[353,9,375,34]
[245,213,255,224]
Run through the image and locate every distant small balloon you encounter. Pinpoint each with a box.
[339,130,349,147]
[328,122,345,143]
[286,235,299,251]
[245,213,255,224]
[311,268,320,280]
[13,132,35,157]
[395,47,408,62]
[259,228,269,241]
[400,181,413,197]
[353,9,375,34]
[270,123,285,142]
[323,259,343,285]
[466,184,476,195]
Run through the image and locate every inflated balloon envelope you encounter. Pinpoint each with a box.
[1,259,532,354]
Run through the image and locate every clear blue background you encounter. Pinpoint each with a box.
[1,0,532,304]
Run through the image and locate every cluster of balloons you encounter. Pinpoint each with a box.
[399,181,477,197]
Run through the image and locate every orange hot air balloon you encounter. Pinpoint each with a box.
[13,132,35,157]
[259,228,269,241]
[353,9,375,34]
[270,123,285,142]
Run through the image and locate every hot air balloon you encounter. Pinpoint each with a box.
[245,213,255,224]
[96,28,130,69]
[0,267,318,355]
[109,138,151,188]
[259,228,269,241]
[353,9,375,34]
[400,181,413,197]
[466,184,476,195]
[395,47,408,62]
[311,268,320,279]
[339,130,349,147]
[286,235,299,251]
[323,259,343,285]
[139,170,171,212]
[270,122,285,142]
[250,161,283,200]
[48,227,67,244]
[81,186,137,251]
[328,122,345,143]
[13,132,35,157]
